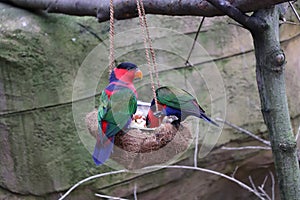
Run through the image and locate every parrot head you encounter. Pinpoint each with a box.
[110,62,143,83]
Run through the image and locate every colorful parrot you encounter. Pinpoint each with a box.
[93,62,143,165]
[146,86,219,128]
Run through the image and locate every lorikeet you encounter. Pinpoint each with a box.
[146,86,219,128]
[93,62,143,165]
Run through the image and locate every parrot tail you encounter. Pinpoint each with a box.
[199,113,219,127]
[92,136,115,165]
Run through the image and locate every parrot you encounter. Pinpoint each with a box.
[93,62,143,165]
[146,86,219,128]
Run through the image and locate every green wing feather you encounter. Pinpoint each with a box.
[98,90,109,121]
[156,86,205,113]
[98,88,137,138]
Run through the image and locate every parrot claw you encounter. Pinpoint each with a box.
[154,111,164,118]
[162,115,179,124]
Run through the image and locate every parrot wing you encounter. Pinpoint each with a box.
[93,88,137,165]
[102,88,137,137]
[156,86,205,114]
[98,90,109,123]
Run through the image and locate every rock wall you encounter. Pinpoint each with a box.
[0,3,114,197]
[0,2,300,200]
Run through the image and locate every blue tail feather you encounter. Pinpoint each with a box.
[200,113,219,127]
[159,105,219,127]
[92,136,115,165]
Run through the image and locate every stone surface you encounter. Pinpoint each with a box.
[0,2,116,197]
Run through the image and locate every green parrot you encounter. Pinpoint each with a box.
[146,86,219,128]
[93,62,143,165]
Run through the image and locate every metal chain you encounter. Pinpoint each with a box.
[109,0,115,77]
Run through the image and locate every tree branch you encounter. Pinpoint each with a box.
[288,1,300,23]
[5,0,292,22]
[296,124,300,141]
[133,184,138,200]
[270,171,275,200]
[221,146,272,151]
[58,169,128,200]
[253,5,300,199]
[215,118,271,146]
[95,193,129,200]
[205,0,268,31]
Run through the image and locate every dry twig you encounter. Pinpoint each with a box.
[280,20,300,25]
[58,169,128,200]
[221,146,271,151]
[295,124,300,141]
[249,176,259,194]
[95,193,129,200]
[258,175,271,200]
[215,118,271,146]
[289,1,300,23]
[231,166,239,178]
[270,171,275,200]
[134,183,138,200]
[194,122,200,167]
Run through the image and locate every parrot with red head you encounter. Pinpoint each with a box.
[93,62,143,165]
[146,86,218,128]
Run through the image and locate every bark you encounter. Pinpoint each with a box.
[251,6,300,200]
[193,1,300,199]
[206,0,268,31]
[4,0,291,22]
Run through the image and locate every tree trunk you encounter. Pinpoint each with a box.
[252,6,300,200]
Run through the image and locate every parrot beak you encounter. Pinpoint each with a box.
[134,69,143,79]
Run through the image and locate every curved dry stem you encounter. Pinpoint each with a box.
[59,165,267,200]
[58,169,128,200]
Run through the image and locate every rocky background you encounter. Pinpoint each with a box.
[0,2,300,200]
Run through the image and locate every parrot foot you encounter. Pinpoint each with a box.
[153,111,164,118]
[162,115,179,124]
[162,115,180,129]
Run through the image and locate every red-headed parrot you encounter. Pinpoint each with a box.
[146,86,218,128]
[93,62,143,165]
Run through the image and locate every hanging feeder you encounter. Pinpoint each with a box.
[85,0,195,169]
[85,106,192,169]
